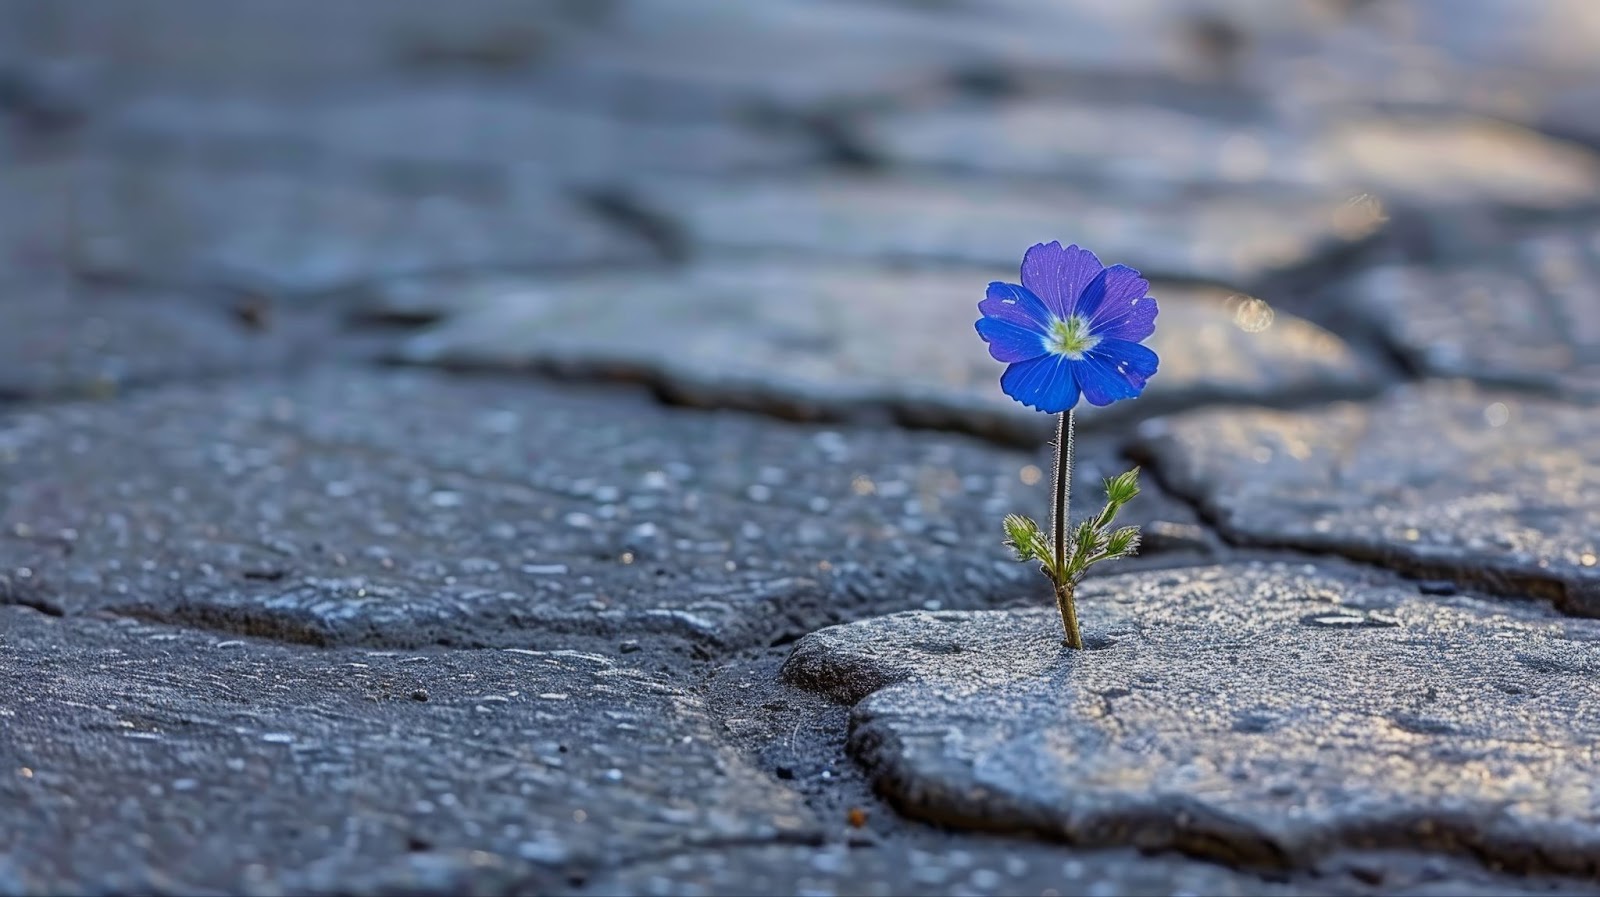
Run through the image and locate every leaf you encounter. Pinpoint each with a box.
[1103,467,1141,506]
[1084,525,1143,569]
[1103,525,1142,558]
[1002,514,1053,572]
[1061,519,1102,582]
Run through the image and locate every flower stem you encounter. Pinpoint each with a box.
[1054,578,1081,650]
[1051,410,1082,649]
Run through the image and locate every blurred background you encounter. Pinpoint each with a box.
[2,0,1598,435]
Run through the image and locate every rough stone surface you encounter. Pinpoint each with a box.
[783,562,1600,875]
[7,1,1600,893]
[577,841,1600,897]
[577,840,1304,897]
[58,160,648,296]
[531,0,1220,113]
[0,283,356,401]
[0,368,1196,649]
[1340,225,1600,400]
[0,607,813,895]
[1136,383,1600,615]
[97,86,820,178]
[858,102,1600,208]
[380,263,1374,440]
[624,173,1386,286]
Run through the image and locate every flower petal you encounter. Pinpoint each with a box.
[975,316,1048,363]
[1000,354,1080,413]
[1075,264,1150,331]
[978,281,1052,331]
[1090,295,1158,343]
[1074,340,1159,407]
[1020,241,1103,319]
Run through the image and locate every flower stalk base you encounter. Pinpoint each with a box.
[1000,412,1146,650]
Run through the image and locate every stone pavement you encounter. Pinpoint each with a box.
[4,1,1600,895]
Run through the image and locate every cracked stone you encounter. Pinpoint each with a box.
[58,159,646,296]
[0,367,1191,649]
[533,0,1222,114]
[0,607,813,895]
[98,85,820,178]
[782,562,1600,876]
[857,100,1600,208]
[1240,1,1600,124]
[623,173,1385,286]
[0,282,356,401]
[1136,383,1600,615]
[1340,224,1600,400]
[382,263,1372,441]
[0,1,589,92]
[576,841,1303,897]
[1308,116,1600,208]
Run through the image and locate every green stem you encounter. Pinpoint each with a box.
[1051,410,1082,649]
[1054,579,1081,650]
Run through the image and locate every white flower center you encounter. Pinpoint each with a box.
[1044,315,1099,360]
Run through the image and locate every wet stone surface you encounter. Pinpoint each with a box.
[379,263,1374,441]
[782,562,1600,876]
[1136,383,1600,615]
[0,606,814,895]
[623,173,1387,286]
[1339,223,1600,400]
[0,368,1192,650]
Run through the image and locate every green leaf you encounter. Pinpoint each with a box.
[1002,514,1037,561]
[1103,467,1141,506]
[1061,519,1102,582]
[1072,518,1100,553]
[1103,525,1141,558]
[1002,514,1060,579]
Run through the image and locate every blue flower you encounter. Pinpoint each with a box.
[976,241,1160,413]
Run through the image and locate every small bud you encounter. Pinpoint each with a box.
[1103,467,1141,506]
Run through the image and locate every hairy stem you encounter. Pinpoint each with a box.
[1054,579,1081,650]
[1051,410,1082,648]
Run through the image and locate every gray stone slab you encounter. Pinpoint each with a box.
[59,159,647,296]
[1306,117,1600,208]
[857,101,1600,208]
[99,86,819,178]
[578,841,1600,897]
[1238,1,1600,123]
[854,98,1310,189]
[0,0,578,92]
[380,263,1374,441]
[533,0,1200,113]
[0,607,814,895]
[623,174,1385,286]
[1340,226,1600,400]
[0,159,78,281]
[577,841,1302,897]
[0,367,1182,649]
[782,562,1600,876]
[0,282,355,401]
[1136,383,1600,615]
